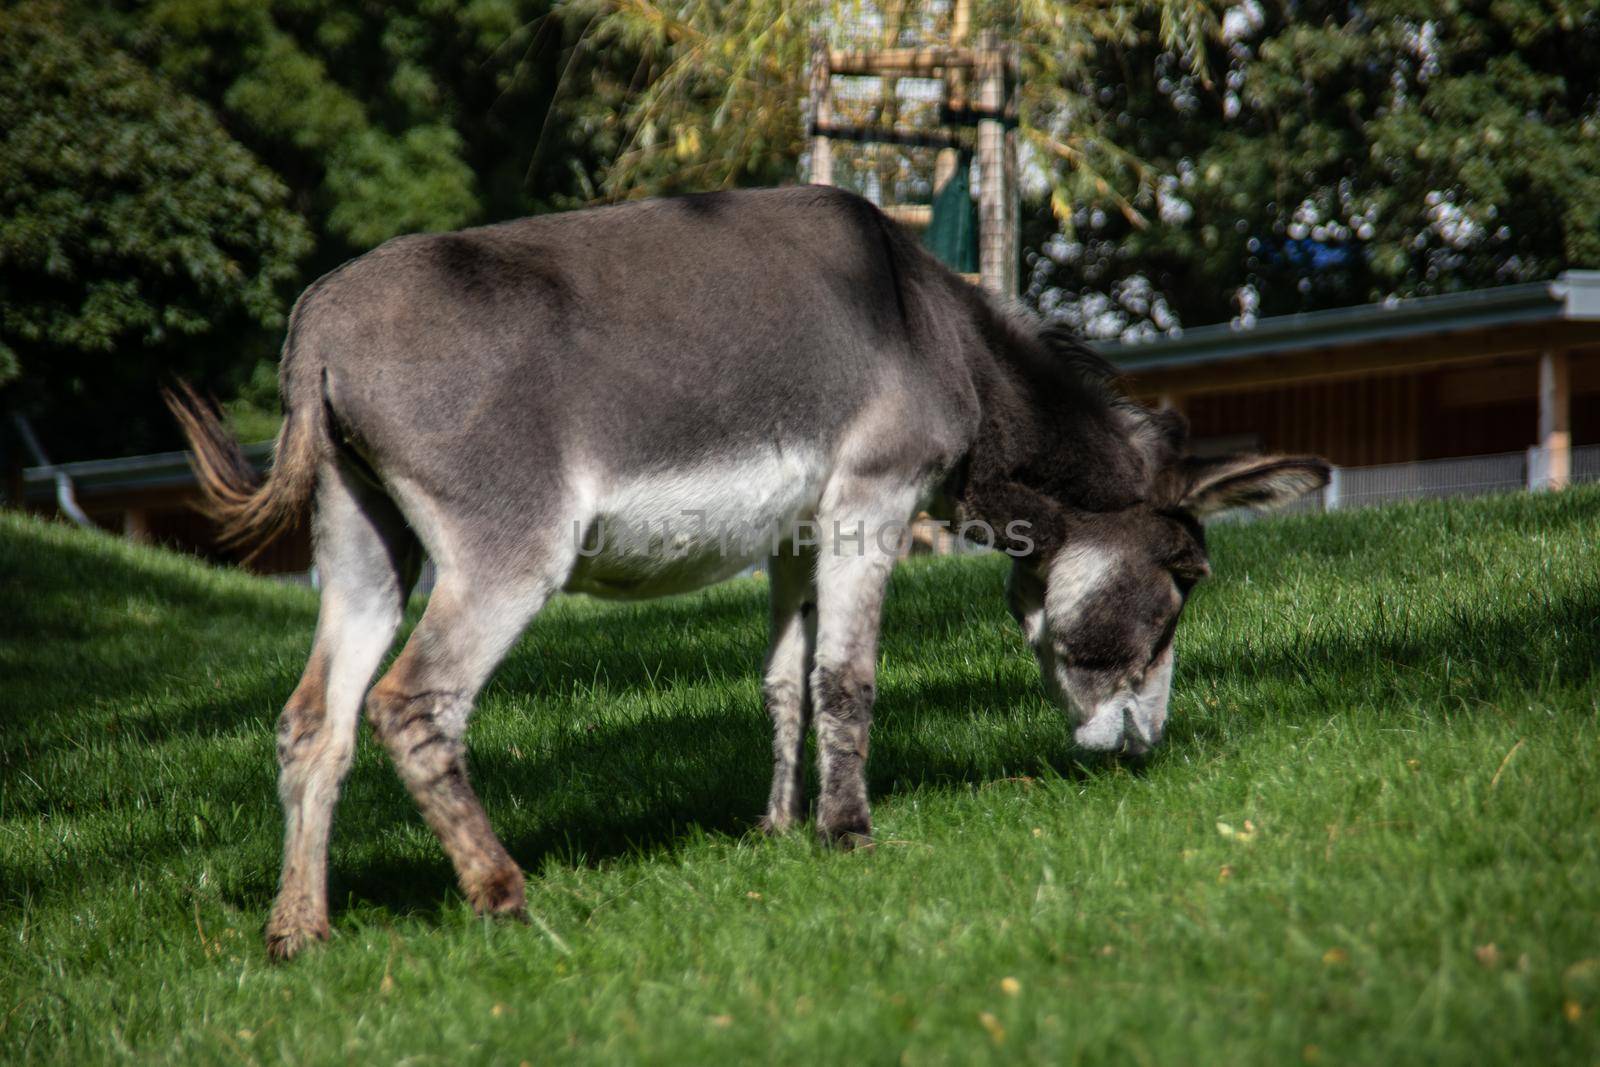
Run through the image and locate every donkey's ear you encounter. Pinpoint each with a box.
[1180,455,1330,517]
[1148,406,1190,448]
[1127,406,1189,473]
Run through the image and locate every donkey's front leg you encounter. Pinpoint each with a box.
[809,498,911,847]
[760,548,816,833]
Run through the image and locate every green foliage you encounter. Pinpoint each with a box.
[554,0,815,197]
[4,488,1600,1061]
[111,0,584,255]
[1031,0,1600,334]
[3,0,593,458]
[0,3,309,431]
[175,12,481,247]
[8,0,1597,455]
[323,125,480,247]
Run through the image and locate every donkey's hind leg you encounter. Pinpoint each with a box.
[267,461,418,960]
[363,563,561,918]
[760,547,816,833]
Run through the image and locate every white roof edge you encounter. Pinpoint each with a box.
[1554,271,1600,319]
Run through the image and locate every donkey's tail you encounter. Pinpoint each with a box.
[163,335,327,557]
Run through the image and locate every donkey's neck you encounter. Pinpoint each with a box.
[948,307,1151,556]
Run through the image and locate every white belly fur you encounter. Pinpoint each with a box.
[564,448,829,599]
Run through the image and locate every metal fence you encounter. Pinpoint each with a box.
[1572,443,1600,485]
[1331,450,1528,509]
[1220,443,1600,523]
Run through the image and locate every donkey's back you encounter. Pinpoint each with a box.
[308,186,973,484]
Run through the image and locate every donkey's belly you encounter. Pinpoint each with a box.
[563,450,827,600]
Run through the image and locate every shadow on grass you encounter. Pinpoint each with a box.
[324,695,1116,922]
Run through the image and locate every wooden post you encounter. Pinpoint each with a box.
[875,0,904,204]
[809,38,833,186]
[931,147,960,197]
[951,0,971,53]
[1538,349,1571,489]
[932,0,971,195]
[122,507,152,543]
[1002,89,1019,298]
[976,31,1014,298]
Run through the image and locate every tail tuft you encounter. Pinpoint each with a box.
[163,381,319,559]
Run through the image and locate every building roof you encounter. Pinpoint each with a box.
[23,442,271,505]
[1094,271,1600,374]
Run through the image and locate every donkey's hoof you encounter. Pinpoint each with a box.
[265,892,330,961]
[468,865,527,919]
[817,818,874,851]
[838,832,877,852]
[264,915,329,962]
[757,811,800,836]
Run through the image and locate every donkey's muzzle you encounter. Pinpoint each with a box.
[1073,704,1163,757]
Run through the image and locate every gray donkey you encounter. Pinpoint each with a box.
[168,186,1327,959]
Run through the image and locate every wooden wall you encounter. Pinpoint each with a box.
[30,485,312,575]
[1185,372,1423,467]
[1176,349,1600,467]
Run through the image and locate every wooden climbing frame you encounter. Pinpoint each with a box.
[806,10,1019,299]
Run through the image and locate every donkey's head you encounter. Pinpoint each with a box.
[1007,440,1329,757]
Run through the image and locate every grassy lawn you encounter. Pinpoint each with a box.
[2,488,1599,1064]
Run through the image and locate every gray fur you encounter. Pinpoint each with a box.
[168,185,1328,959]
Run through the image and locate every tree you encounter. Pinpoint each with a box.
[0,3,311,459]
[96,0,596,269]
[1030,0,1600,338]
[116,0,609,442]
[3,0,606,455]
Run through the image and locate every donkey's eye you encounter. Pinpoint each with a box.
[1146,611,1181,667]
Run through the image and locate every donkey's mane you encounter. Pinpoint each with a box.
[866,194,1140,426]
[1035,320,1135,411]
[957,290,1187,517]
[982,298,1158,431]
[1034,315,1187,468]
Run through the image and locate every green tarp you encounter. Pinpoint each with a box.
[921,156,978,274]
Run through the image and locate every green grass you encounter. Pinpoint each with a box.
[3,488,1599,1064]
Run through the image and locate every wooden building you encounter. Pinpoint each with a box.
[16,443,311,574]
[1103,272,1600,489]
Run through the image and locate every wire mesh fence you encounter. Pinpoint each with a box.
[1332,451,1529,509]
[1218,444,1600,524]
[1571,443,1600,485]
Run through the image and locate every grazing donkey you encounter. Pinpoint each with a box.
[168,186,1327,959]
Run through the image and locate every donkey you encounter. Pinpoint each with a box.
[168,185,1327,959]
